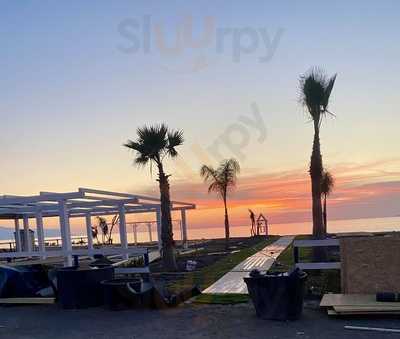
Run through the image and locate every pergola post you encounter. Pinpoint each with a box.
[118,204,128,259]
[59,200,72,266]
[23,215,32,253]
[147,223,153,242]
[181,209,188,249]
[14,218,22,252]
[85,213,94,253]
[156,208,162,251]
[35,210,46,258]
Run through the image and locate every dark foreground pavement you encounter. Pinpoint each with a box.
[1,302,400,339]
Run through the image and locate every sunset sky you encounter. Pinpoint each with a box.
[1,1,400,233]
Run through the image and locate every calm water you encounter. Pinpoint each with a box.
[187,216,400,239]
[82,216,400,243]
[1,216,399,249]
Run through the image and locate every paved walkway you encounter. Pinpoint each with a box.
[203,236,295,294]
[3,303,399,339]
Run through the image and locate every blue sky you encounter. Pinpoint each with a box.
[1,1,400,227]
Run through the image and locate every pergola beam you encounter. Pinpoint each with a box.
[0,191,85,205]
[79,187,195,208]
[0,205,192,219]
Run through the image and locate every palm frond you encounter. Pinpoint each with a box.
[200,159,240,196]
[168,130,184,148]
[125,122,184,182]
[135,154,150,167]
[200,165,218,182]
[321,171,335,196]
[217,158,240,189]
[167,129,184,158]
[322,74,337,112]
[299,67,337,123]
[226,158,240,174]
[123,140,141,151]
[207,181,223,194]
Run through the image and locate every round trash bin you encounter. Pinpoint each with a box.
[57,266,114,309]
[244,267,307,321]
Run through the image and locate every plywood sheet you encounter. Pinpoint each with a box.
[320,293,400,307]
[334,305,400,313]
[340,236,400,294]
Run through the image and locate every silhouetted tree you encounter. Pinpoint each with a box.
[124,124,183,271]
[97,216,108,244]
[200,159,240,248]
[106,214,119,244]
[300,67,337,238]
[91,225,99,245]
[321,170,334,234]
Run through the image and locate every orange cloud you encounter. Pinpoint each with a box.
[145,158,400,229]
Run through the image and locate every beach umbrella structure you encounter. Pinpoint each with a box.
[0,187,195,266]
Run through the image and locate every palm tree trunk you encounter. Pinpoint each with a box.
[310,120,324,239]
[157,164,178,271]
[323,194,327,234]
[223,197,230,249]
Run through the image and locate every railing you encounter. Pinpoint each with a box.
[293,238,341,270]
[0,236,89,252]
[0,246,148,259]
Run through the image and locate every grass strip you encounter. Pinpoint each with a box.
[192,293,250,304]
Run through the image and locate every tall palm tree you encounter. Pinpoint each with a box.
[299,67,337,239]
[200,158,240,248]
[321,170,334,234]
[124,124,183,271]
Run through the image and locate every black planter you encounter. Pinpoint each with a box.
[56,266,114,309]
[244,267,307,321]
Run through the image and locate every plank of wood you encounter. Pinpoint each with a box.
[335,311,400,315]
[334,305,400,313]
[293,239,339,247]
[345,326,400,333]
[320,294,400,308]
[331,309,400,315]
[0,297,55,304]
[296,262,341,270]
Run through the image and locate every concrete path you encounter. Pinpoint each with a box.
[203,236,295,294]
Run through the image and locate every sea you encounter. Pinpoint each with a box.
[1,216,399,250]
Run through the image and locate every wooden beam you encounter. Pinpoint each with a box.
[0,297,55,304]
[293,239,339,248]
[0,192,84,205]
[0,247,148,258]
[296,262,341,270]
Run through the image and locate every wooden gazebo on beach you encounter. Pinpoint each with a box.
[0,187,195,265]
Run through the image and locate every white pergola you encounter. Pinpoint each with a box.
[0,188,195,265]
